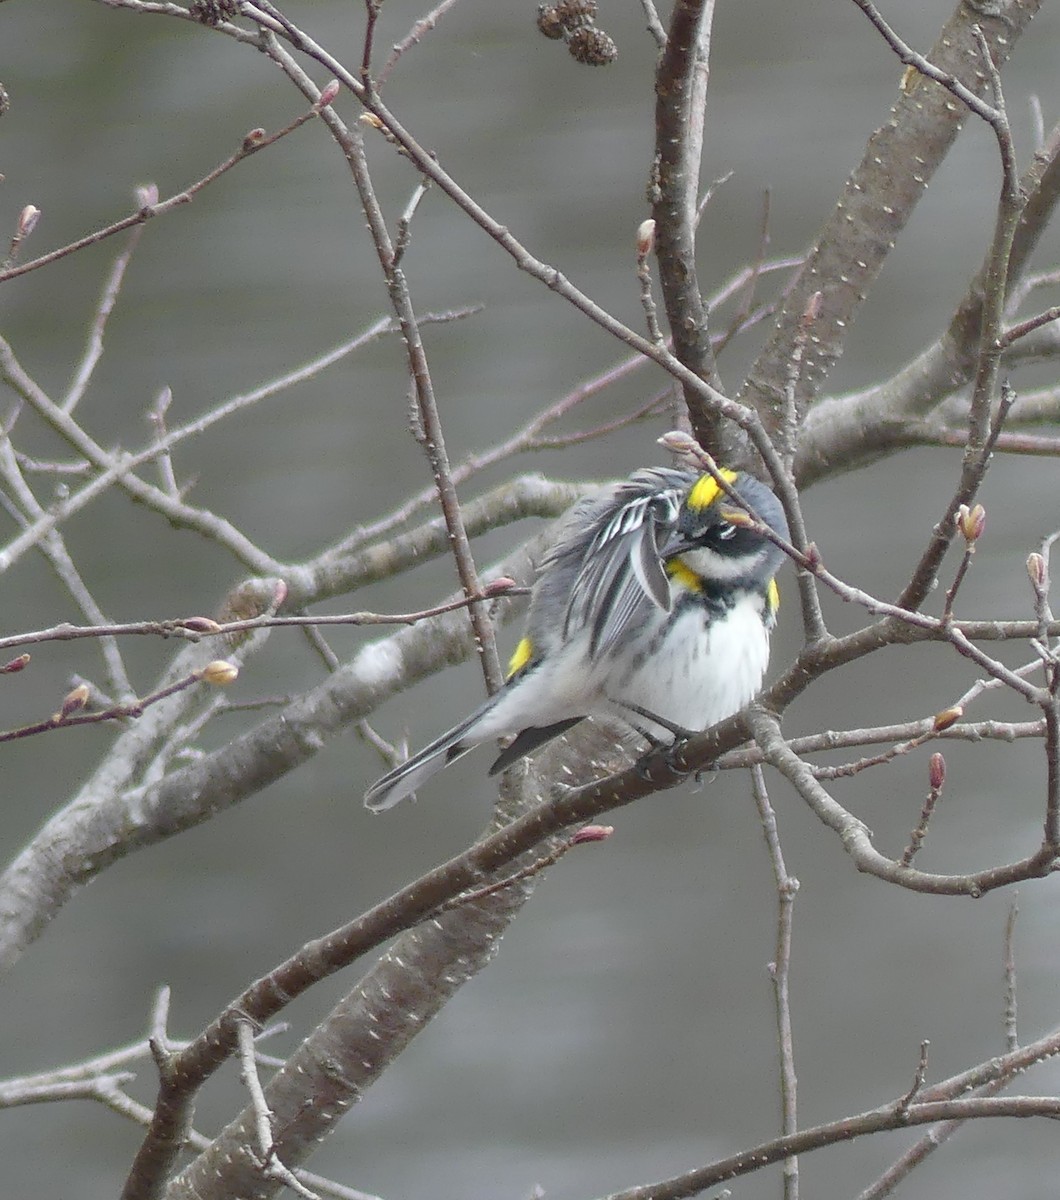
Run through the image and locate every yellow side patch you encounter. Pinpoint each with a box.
[687,467,739,512]
[507,636,533,678]
[767,578,780,615]
[666,560,702,593]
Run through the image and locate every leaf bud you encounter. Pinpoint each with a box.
[316,80,341,109]
[956,502,985,543]
[17,205,40,239]
[200,660,239,686]
[57,682,90,719]
[636,218,655,258]
[571,824,614,844]
[657,429,700,456]
[1027,552,1047,592]
[181,617,223,634]
[932,704,963,732]
[484,576,518,597]
[929,752,946,792]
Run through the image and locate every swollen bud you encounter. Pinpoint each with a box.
[57,683,90,720]
[0,653,30,674]
[657,429,701,456]
[1027,552,1047,592]
[801,290,823,324]
[932,704,963,732]
[181,617,223,634]
[315,80,341,109]
[956,503,986,543]
[929,752,946,792]
[571,824,614,844]
[200,660,239,686]
[718,507,755,529]
[636,218,655,259]
[484,576,518,597]
[17,205,40,239]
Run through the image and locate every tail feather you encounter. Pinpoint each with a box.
[487,716,584,776]
[364,702,494,812]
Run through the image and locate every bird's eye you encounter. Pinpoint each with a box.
[717,522,737,540]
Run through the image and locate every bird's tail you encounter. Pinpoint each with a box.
[363,698,498,812]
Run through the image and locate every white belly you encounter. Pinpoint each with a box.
[481,591,771,742]
[610,593,771,733]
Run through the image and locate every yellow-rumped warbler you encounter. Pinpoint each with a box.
[364,465,788,811]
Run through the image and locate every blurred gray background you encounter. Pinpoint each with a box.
[3,1,1060,1197]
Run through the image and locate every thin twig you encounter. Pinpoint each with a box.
[0,99,331,285]
[752,765,800,1200]
[0,580,523,654]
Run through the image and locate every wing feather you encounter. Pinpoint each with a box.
[558,468,690,660]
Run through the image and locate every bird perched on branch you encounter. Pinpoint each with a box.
[364,464,788,811]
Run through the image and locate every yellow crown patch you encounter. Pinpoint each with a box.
[687,468,739,512]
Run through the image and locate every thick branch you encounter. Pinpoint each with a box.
[740,0,1038,437]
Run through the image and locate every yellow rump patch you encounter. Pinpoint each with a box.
[507,636,533,678]
[687,467,739,512]
[767,578,780,614]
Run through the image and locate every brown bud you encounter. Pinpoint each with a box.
[200,660,239,686]
[932,704,963,732]
[1027,552,1047,591]
[17,205,40,239]
[636,218,655,259]
[181,617,223,634]
[57,682,90,720]
[956,503,986,543]
[484,576,518,597]
[0,653,30,674]
[567,25,618,65]
[929,751,946,792]
[718,507,755,529]
[572,823,614,844]
[316,80,341,109]
[657,429,700,456]
[802,290,823,324]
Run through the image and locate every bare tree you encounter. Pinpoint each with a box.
[2,1,1060,1198]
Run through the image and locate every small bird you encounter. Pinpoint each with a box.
[364,465,788,811]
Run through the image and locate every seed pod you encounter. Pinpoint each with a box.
[536,5,565,38]
[567,25,618,65]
